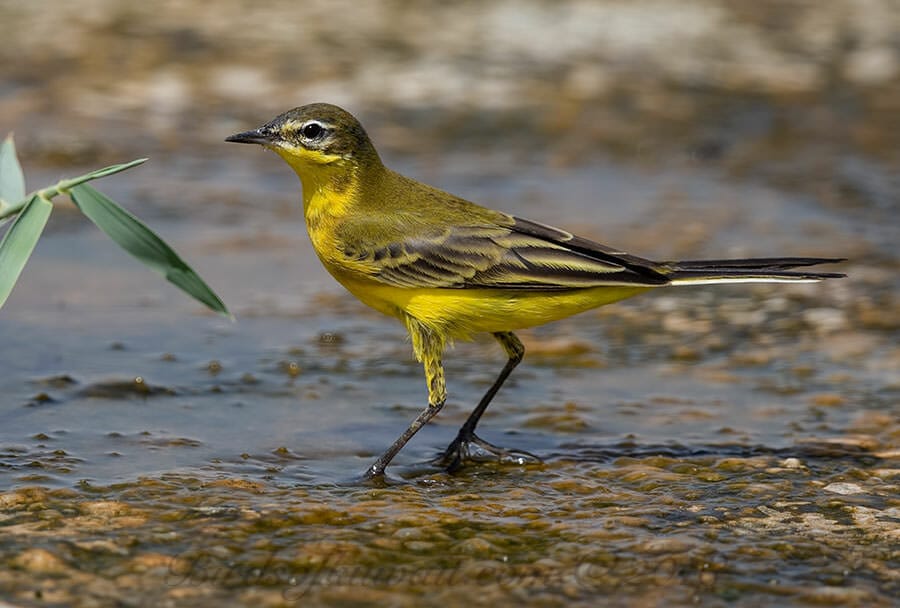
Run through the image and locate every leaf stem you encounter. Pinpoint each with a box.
[0,158,147,220]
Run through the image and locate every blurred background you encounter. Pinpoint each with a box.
[2,0,899,212]
[0,0,896,309]
[0,2,897,607]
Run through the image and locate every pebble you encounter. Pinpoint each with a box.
[800,585,873,605]
[454,537,496,555]
[13,548,69,574]
[780,458,804,469]
[633,537,696,555]
[79,501,131,517]
[823,483,864,496]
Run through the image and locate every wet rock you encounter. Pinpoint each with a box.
[823,482,864,495]
[79,501,132,517]
[33,374,78,388]
[633,537,697,555]
[12,548,70,574]
[780,458,804,469]
[71,539,130,556]
[799,585,875,605]
[454,537,498,556]
[78,378,176,398]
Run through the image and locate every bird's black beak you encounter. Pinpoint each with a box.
[225,128,274,145]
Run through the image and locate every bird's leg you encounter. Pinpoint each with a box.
[364,317,446,479]
[435,331,541,471]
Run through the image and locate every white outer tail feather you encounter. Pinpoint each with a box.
[670,277,823,286]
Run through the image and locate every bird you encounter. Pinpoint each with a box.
[226,103,845,479]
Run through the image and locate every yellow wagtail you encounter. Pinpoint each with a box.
[227,103,845,479]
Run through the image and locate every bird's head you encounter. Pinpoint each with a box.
[226,103,379,173]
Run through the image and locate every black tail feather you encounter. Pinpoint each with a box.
[667,257,846,282]
[673,257,846,271]
[670,269,846,281]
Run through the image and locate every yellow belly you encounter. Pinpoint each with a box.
[338,277,651,339]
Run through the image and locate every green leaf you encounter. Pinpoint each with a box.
[60,158,147,190]
[0,195,52,310]
[1,134,26,205]
[69,184,231,318]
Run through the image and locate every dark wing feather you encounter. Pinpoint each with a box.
[355,215,670,290]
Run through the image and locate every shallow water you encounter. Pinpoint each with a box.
[2,153,896,607]
[2,1,899,606]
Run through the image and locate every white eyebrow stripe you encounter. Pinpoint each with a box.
[301,120,332,129]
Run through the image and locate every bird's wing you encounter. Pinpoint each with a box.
[353,215,670,290]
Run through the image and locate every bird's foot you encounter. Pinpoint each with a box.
[434,432,541,472]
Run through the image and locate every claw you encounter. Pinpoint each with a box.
[435,432,541,471]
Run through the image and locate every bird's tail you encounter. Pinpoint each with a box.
[666,257,846,285]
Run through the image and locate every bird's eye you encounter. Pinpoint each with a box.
[302,122,324,140]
